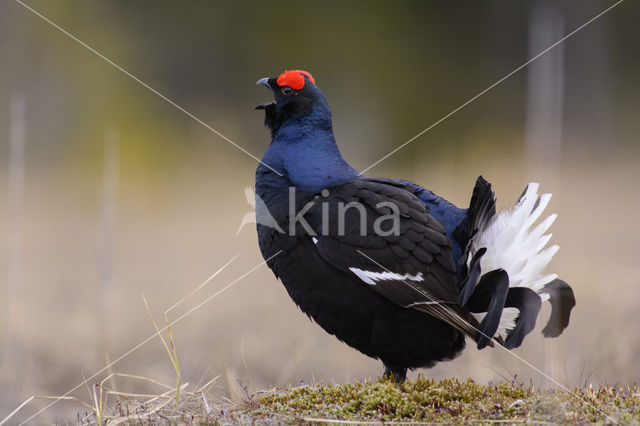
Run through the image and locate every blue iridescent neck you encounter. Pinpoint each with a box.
[260,104,358,192]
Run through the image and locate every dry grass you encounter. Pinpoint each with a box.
[17,373,221,425]
[1,256,239,425]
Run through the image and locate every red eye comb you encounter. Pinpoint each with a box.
[277,70,315,90]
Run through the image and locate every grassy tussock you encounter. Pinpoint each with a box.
[234,377,640,424]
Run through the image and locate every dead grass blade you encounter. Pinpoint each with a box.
[143,294,182,406]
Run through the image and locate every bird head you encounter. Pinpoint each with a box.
[255,70,356,191]
[256,70,328,134]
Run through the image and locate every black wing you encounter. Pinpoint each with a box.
[302,177,480,340]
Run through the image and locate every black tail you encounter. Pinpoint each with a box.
[466,269,509,349]
[456,176,497,306]
[456,177,575,350]
[540,279,576,338]
[465,176,497,239]
[502,287,542,349]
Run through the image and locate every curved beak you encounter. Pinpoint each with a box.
[256,77,275,110]
[256,77,271,89]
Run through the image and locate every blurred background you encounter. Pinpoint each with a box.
[1,0,639,422]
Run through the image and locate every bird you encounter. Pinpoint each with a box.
[254,69,575,383]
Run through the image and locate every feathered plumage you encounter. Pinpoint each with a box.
[255,70,575,382]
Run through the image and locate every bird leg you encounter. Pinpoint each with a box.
[383,364,407,384]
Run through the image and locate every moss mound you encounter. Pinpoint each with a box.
[238,377,640,424]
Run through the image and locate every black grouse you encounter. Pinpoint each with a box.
[254,69,575,382]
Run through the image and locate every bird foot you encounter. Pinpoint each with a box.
[383,365,407,384]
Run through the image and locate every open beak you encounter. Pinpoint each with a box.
[255,77,275,110]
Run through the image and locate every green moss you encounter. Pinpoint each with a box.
[235,377,640,424]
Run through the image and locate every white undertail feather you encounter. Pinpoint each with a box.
[349,267,424,286]
[469,183,559,337]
